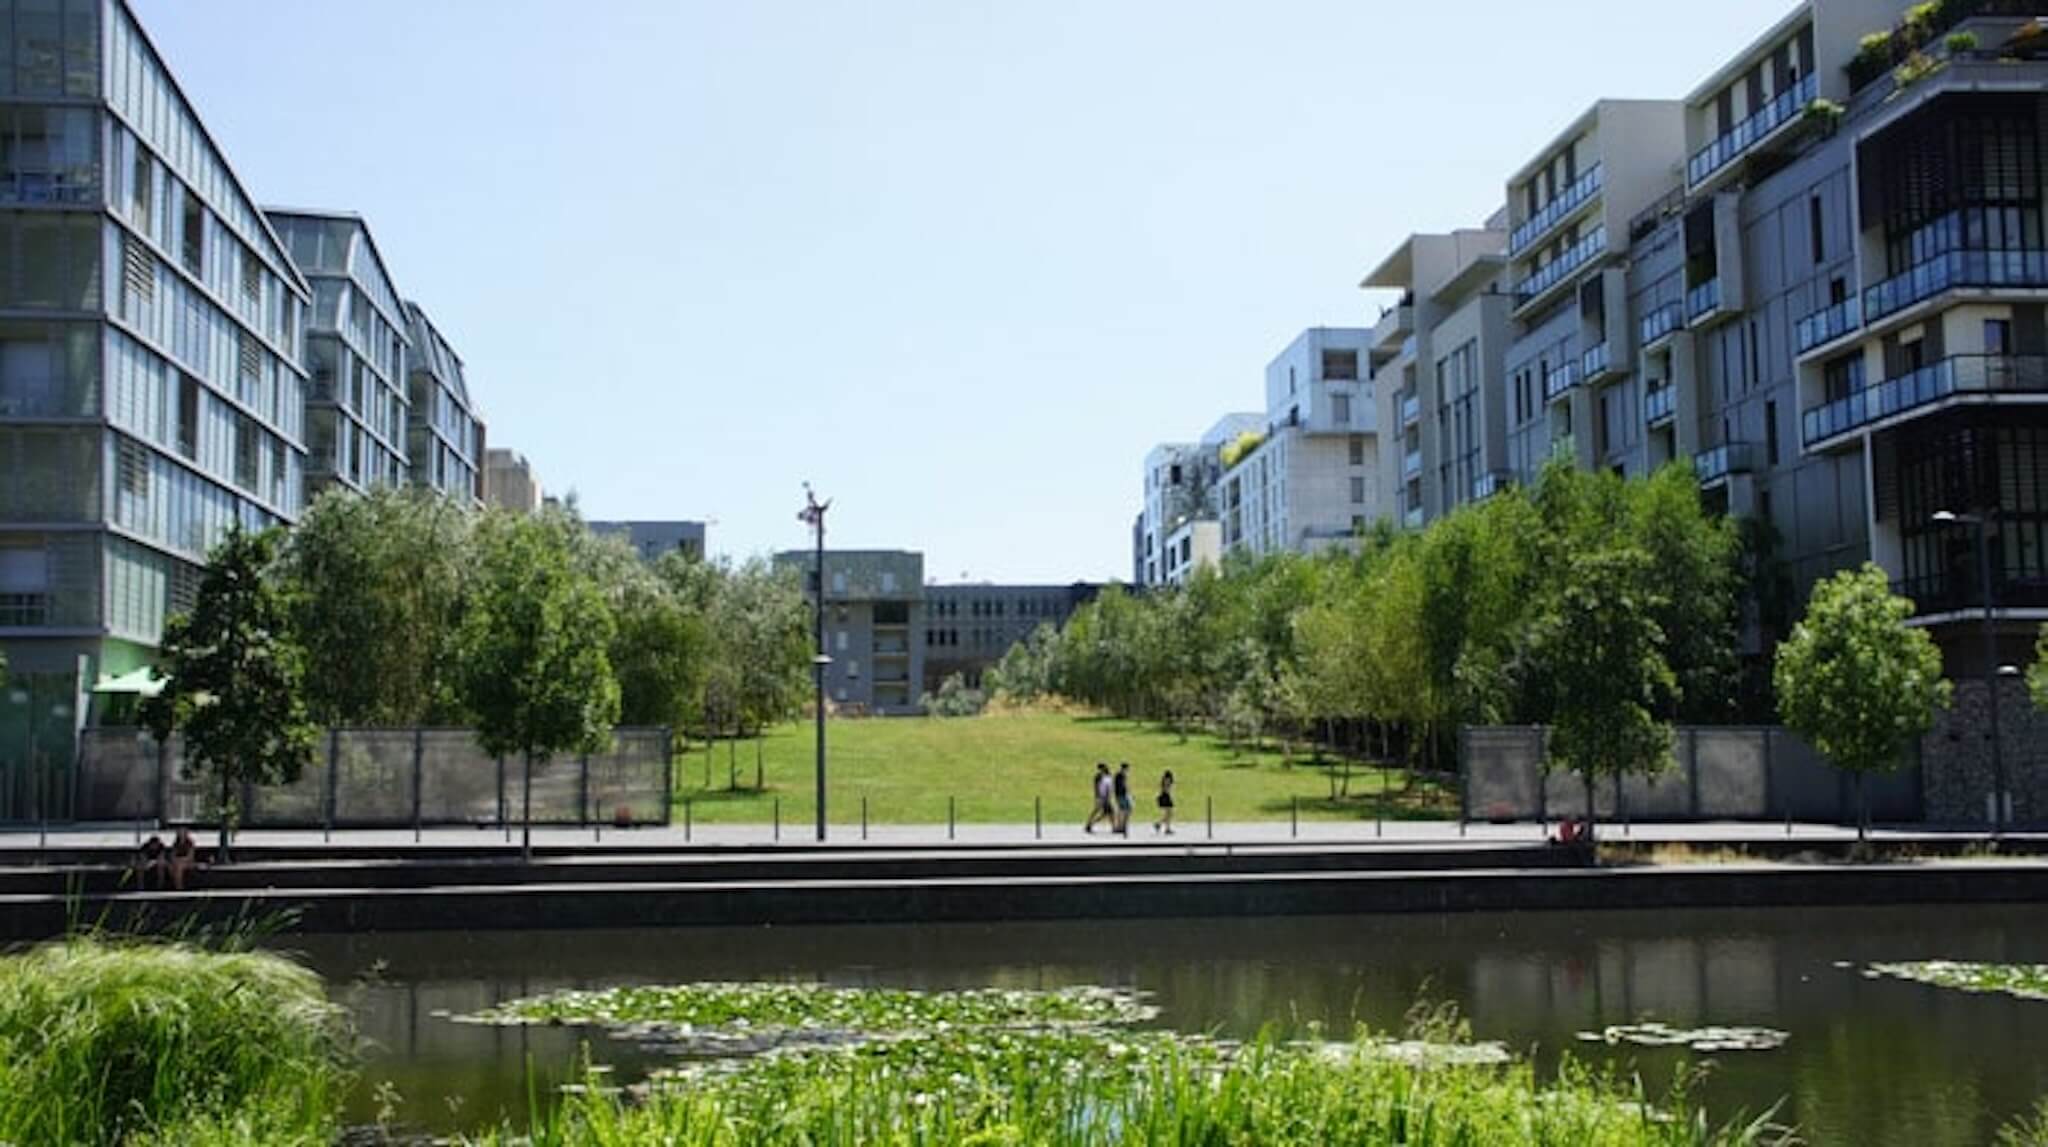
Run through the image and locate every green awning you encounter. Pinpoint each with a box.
[92,667,166,697]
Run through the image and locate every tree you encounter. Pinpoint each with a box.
[2029,624,2048,712]
[281,487,474,726]
[921,672,987,718]
[1774,564,1952,840]
[455,512,621,859]
[1527,547,1676,830]
[1625,465,1742,724]
[140,526,316,863]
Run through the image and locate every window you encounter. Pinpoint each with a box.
[241,245,260,302]
[180,191,202,275]
[1809,193,1825,265]
[847,660,860,679]
[1331,393,1351,424]
[1349,435,1365,466]
[1986,317,2012,356]
[1321,349,1358,380]
[176,374,198,458]
[121,234,153,307]
[1288,366,1296,395]
[1765,399,1780,466]
[835,631,847,652]
[235,416,259,490]
[881,571,896,593]
[131,149,150,224]
[1350,476,1366,504]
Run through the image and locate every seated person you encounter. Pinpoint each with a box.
[168,828,200,890]
[133,834,168,889]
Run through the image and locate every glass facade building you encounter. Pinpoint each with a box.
[403,300,484,507]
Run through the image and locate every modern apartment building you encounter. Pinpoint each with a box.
[1135,412,1259,587]
[776,549,925,715]
[483,447,543,513]
[1218,328,1379,558]
[403,301,485,508]
[265,210,411,500]
[922,582,1099,692]
[0,0,314,811]
[588,520,707,563]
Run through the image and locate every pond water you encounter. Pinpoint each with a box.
[282,904,2048,1144]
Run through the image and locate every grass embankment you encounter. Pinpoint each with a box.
[675,709,1454,826]
[0,936,351,1146]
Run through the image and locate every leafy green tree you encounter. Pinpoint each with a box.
[607,562,709,732]
[2030,624,2048,711]
[1526,547,1676,828]
[1626,465,1742,723]
[1774,563,1952,839]
[281,487,474,726]
[140,527,316,862]
[455,512,621,859]
[986,622,1058,704]
[921,672,987,718]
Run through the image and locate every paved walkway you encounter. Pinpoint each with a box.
[2,819,2032,853]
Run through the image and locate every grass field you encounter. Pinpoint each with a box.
[673,708,1455,826]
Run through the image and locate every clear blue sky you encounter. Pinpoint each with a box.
[135,0,1792,584]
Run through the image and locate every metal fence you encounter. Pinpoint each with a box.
[72,727,673,828]
[1459,726,1922,823]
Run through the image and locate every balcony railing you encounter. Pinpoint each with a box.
[1514,226,1607,308]
[1543,361,1581,402]
[1640,300,1684,347]
[1863,247,2048,323]
[1693,442,1757,484]
[1403,505,1425,529]
[1472,470,1514,502]
[1686,73,1818,188]
[1399,391,1421,426]
[1894,570,2048,617]
[1801,354,2048,447]
[1402,449,1424,479]
[1685,277,1723,321]
[1581,341,1618,382]
[1794,295,1861,354]
[1509,162,1603,257]
[1644,383,1675,425]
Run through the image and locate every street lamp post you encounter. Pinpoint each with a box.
[799,485,832,842]
[1933,509,2006,835]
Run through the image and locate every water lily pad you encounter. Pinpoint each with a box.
[1579,1021,1788,1052]
[1866,961,2048,1001]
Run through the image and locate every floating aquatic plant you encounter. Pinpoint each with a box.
[1577,1021,1789,1053]
[1866,961,2048,1001]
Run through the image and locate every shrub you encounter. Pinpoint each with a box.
[0,937,352,1145]
[1946,29,1979,52]
[1894,50,1943,86]
[921,671,988,718]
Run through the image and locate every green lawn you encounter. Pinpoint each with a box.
[672,709,1455,826]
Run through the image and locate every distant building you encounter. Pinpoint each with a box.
[1135,413,1259,587]
[775,549,925,715]
[1219,328,1379,558]
[403,302,486,508]
[922,582,1099,692]
[588,520,707,563]
[484,448,543,514]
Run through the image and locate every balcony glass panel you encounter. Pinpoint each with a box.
[1640,301,1684,346]
[1794,295,1862,353]
[1543,361,1580,402]
[1862,248,2048,323]
[1686,277,1722,320]
[1509,162,1603,257]
[1581,341,1612,380]
[1514,226,1607,307]
[1800,354,2048,447]
[1693,442,1756,483]
[1471,470,1514,501]
[1687,73,1818,188]
[1399,392,1421,425]
[1644,384,1675,425]
[1403,505,1425,529]
[1402,449,1424,479]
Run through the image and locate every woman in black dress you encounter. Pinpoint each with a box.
[1153,770,1176,835]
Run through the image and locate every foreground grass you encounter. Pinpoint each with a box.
[674,709,1453,826]
[0,936,350,1146]
[478,1029,1791,1147]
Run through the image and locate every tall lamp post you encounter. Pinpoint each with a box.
[1933,508,2006,835]
[799,484,831,842]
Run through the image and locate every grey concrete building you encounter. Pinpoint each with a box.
[0,0,314,812]
[402,301,485,508]
[776,549,925,715]
[1219,328,1380,558]
[588,520,707,563]
[483,447,543,514]
[923,582,1099,692]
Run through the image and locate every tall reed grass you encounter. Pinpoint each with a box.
[0,935,352,1146]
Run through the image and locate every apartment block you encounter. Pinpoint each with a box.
[1136,412,1259,587]
[588,520,707,563]
[483,447,543,514]
[776,549,925,715]
[1219,328,1379,557]
[922,582,1099,692]
[266,210,412,499]
[403,302,485,508]
[1363,227,1513,527]
[0,0,316,812]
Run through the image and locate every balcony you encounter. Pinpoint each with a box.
[1639,301,1684,348]
[1686,73,1818,190]
[1794,295,1861,355]
[1801,354,2048,449]
[1402,448,1424,480]
[1863,247,2048,324]
[1403,505,1425,530]
[1693,442,1757,486]
[1399,391,1421,427]
[1685,277,1726,324]
[1581,340,1622,384]
[1894,571,2048,618]
[1471,470,1514,502]
[1543,361,1581,402]
[1372,297,1415,351]
[1644,383,1675,426]
[1509,162,1603,258]
[1514,226,1607,311]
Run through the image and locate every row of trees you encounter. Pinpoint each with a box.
[142,488,812,857]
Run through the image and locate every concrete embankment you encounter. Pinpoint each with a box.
[3,840,2046,940]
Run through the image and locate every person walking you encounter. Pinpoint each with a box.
[1153,770,1177,834]
[1112,762,1134,836]
[1084,762,1113,833]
